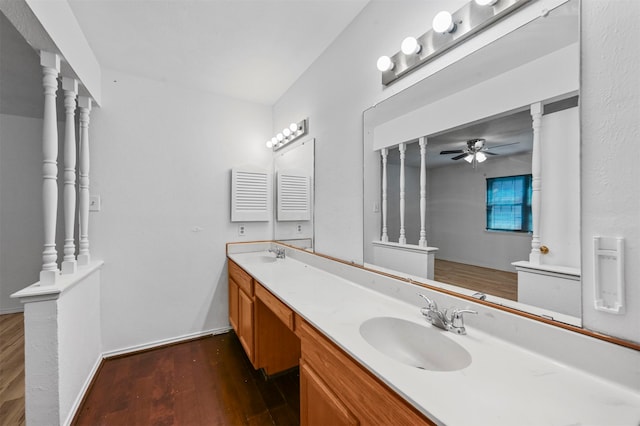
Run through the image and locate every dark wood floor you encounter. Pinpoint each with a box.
[434,259,518,301]
[0,313,25,426]
[73,332,300,426]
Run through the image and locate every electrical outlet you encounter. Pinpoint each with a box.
[238,224,246,236]
[296,224,303,234]
[89,195,101,212]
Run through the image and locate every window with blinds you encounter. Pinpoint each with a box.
[486,174,532,232]
[231,167,271,222]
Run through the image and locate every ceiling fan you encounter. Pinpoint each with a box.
[439,138,518,167]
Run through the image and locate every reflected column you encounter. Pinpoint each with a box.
[380,148,389,242]
[399,143,406,245]
[529,102,542,263]
[418,137,428,247]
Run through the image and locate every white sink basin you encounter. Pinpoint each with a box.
[256,255,277,263]
[359,317,472,371]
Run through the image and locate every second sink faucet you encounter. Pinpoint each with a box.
[418,293,477,335]
[269,247,286,259]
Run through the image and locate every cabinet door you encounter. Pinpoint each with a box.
[300,361,359,426]
[238,289,255,363]
[229,278,239,332]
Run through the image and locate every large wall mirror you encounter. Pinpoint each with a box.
[363,0,581,325]
[274,138,315,250]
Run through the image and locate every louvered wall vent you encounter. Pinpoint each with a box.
[231,167,271,222]
[277,170,311,221]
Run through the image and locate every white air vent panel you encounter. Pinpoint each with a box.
[231,167,271,222]
[277,170,311,221]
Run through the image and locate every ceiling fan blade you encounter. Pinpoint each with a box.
[484,142,520,151]
[485,151,498,156]
[440,149,465,155]
[451,153,468,160]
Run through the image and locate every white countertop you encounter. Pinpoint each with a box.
[228,248,640,426]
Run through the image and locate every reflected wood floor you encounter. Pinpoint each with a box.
[73,332,300,426]
[434,259,518,301]
[0,313,25,426]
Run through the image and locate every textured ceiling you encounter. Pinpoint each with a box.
[67,0,369,105]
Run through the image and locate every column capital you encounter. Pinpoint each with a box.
[62,77,78,93]
[40,51,60,72]
[78,96,92,110]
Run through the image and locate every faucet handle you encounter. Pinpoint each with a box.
[448,309,477,334]
[417,293,438,310]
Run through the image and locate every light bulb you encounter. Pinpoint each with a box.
[266,140,273,148]
[464,154,474,163]
[376,55,394,72]
[271,137,278,145]
[283,128,291,137]
[401,37,421,55]
[433,11,455,34]
[289,122,298,132]
[276,133,284,141]
[476,152,487,163]
[475,0,498,5]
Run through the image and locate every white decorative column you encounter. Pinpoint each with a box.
[380,148,389,242]
[77,96,92,266]
[418,137,428,247]
[398,143,407,245]
[61,78,78,274]
[529,102,543,264]
[39,51,61,285]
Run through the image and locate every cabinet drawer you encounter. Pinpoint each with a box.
[255,283,294,330]
[298,319,433,425]
[228,259,253,296]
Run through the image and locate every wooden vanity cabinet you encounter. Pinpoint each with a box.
[228,258,433,425]
[297,319,434,426]
[228,259,300,375]
[228,260,256,367]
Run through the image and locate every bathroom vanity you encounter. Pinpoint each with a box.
[227,242,640,426]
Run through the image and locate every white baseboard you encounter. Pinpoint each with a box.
[102,326,233,359]
[0,306,24,315]
[63,354,103,426]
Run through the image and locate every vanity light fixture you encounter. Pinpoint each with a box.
[376,55,394,72]
[432,11,456,34]
[377,0,531,86]
[401,37,421,55]
[266,119,308,151]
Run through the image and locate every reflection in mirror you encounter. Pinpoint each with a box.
[363,0,580,325]
[274,138,315,250]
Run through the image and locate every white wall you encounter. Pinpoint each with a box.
[275,0,640,343]
[91,69,273,353]
[57,270,102,425]
[581,0,640,342]
[426,153,533,272]
[0,114,43,313]
[273,0,467,263]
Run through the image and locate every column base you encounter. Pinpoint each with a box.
[39,269,59,286]
[529,252,541,264]
[62,260,78,274]
[77,254,91,266]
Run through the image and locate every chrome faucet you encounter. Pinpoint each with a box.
[418,293,477,335]
[269,247,286,259]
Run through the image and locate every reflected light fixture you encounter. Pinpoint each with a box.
[376,55,394,72]
[266,119,308,151]
[432,11,456,34]
[376,0,530,86]
[401,36,421,55]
